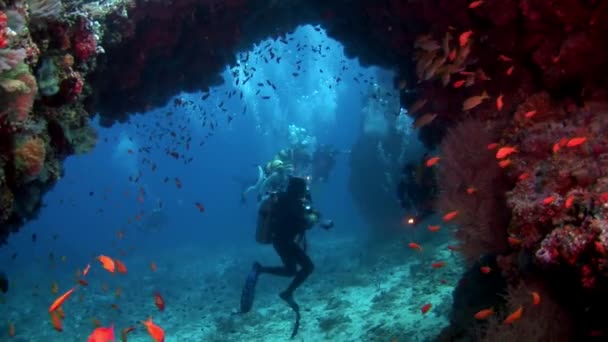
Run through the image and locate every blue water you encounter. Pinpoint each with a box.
[0,25,454,341]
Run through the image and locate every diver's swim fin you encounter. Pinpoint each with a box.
[239,262,261,313]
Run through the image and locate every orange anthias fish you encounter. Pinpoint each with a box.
[142,318,165,342]
[474,308,495,320]
[566,136,587,147]
[97,255,115,273]
[459,30,473,47]
[487,142,499,150]
[49,287,76,313]
[114,259,128,274]
[425,156,440,167]
[506,65,515,76]
[498,54,513,62]
[150,262,157,272]
[498,159,511,168]
[468,0,484,9]
[480,266,492,274]
[408,242,423,252]
[466,187,477,195]
[495,146,517,159]
[431,261,446,269]
[565,196,575,208]
[413,113,438,129]
[428,225,441,232]
[154,292,165,311]
[496,94,504,111]
[542,196,556,205]
[421,303,432,314]
[443,210,459,222]
[453,79,466,88]
[83,263,91,277]
[531,291,541,305]
[121,326,136,342]
[88,325,115,342]
[524,110,537,118]
[50,311,63,332]
[462,91,489,111]
[504,305,523,324]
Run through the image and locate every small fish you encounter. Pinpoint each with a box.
[425,156,440,167]
[531,291,541,305]
[498,54,513,62]
[121,326,136,342]
[448,49,457,62]
[114,259,128,274]
[518,173,530,181]
[474,308,495,320]
[150,262,157,272]
[496,146,517,159]
[443,210,459,222]
[487,143,499,150]
[565,196,575,208]
[8,321,15,337]
[498,159,511,168]
[542,196,556,205]
[566,137,587,147]
[466,187,477,195]
[504,305,523,324]
[459,30,473,47]
[462,91,489,111]
[77,279,89,286]
[431,261,446,269]
[408,98,428,114]
[453,79,466,88]
[421,303,432,314]
[408,242,423,252]
[496,94,504,111]
[468,0,484,8]
[428,225,441,232]
[50,311,63,332]
[115,287,122,298]
[413,113,438,128]
[480,266,492,274]
[49,287,76,313]
[508,237,522,246]
[142,318,165,342]
[88,325,115,342]
[97,255,115,273]
[51,281,59,294]
[524,110,537,118]
[195,202,205,213]
[154,292,165,311]
[506,65,514,76]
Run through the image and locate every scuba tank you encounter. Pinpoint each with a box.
[256,192,278,244]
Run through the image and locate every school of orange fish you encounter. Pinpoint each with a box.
[42,254,166,342]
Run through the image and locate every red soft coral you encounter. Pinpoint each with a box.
[437,120,510,262]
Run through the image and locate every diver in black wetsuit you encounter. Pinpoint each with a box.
[254,177,333,309]
[0,271,8,293]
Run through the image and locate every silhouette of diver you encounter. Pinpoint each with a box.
[240,176,333,338]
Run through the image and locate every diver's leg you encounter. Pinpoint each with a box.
[282,243,314,296]
[258,239,297,277]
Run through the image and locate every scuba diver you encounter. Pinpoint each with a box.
[240,176,333,337]
[311,144,340,183]
[0,271,8,293]
[397,154,437,224]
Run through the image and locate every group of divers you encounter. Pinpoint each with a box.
[0,136,437,339]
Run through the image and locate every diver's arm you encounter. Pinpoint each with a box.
[304,206,333,230]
